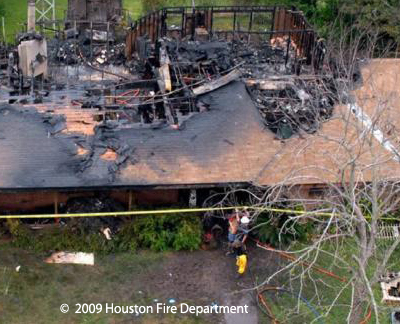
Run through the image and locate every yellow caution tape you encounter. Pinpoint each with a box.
[0,206,397,221]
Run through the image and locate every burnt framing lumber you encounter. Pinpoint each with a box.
[125,6,320,68]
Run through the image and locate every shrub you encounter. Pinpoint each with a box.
[11,226,118,253]
[255,207,313,248]
[133,213,202,251]
[173,219,202,251]
[10,213,202,253]
[5,219,20,235]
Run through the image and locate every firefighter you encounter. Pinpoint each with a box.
[226,208,240,255]
[232,240,247,275]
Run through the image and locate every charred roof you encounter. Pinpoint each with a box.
[2,6,394,191]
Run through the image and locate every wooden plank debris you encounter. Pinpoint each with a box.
[192,69,241,96]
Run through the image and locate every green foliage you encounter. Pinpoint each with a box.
[173,219,203,250]
[115,221,139,252]
[10,213,202,253]
[5,219,20,235]
[340,0,400,43]
[0,3,5,18]
[255,207,313,247]
[133,214,202,251]
[11,225,123,253]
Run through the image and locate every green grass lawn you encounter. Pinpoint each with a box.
[0,0,143,43]
[123,0,142,20]
[1,232,397,323]
[1,0,68,42]
[0,245,204,324]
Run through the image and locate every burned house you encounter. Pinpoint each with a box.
[0,5,398,214]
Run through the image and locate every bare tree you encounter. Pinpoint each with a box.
[204,23,400,323]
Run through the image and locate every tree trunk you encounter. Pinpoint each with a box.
[349,280,366,323]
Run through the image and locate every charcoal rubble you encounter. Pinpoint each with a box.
[2,29,347,142]
[246,77,339,139]
[1,3,344,140]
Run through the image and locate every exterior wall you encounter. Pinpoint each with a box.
[0,189,179,213]
[286,184,333,210]
[0,184,338,214]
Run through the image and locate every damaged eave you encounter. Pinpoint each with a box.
[0,182,251,193]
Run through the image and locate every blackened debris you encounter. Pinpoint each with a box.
[48,38,126,66]
[247,77,338,139]
[165,40,233,71]
[389,282,400,297]
[17,32,44,43]
[63,196,124,233]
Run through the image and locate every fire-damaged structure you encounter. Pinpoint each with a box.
[1,5,382,214]
[67,0,123,28]
[125,6,319,64]
[122,6,330,132]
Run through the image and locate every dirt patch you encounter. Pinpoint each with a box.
[133,243,282,323]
